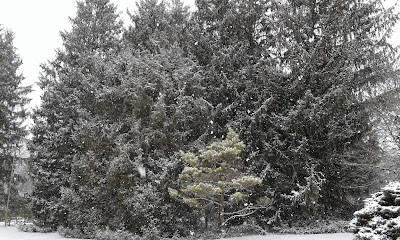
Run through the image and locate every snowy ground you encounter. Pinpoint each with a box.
[0,226,353,240]
[0,226,87,240]
[222,233,353,240]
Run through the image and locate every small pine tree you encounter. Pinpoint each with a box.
[169,128,264,231]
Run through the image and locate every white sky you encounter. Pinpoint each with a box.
[0,0,398,127]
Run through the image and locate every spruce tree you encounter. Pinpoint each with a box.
[188,0,281,226]
[29,0,123,230]
[189,0,399,222]
[257,0,399,218]
[90,45,210,236]
[31,0,206,236]
[0,25,31,220]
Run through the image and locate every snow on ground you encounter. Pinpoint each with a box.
[0,226,87,240]
[222,233,353,240]
[0,226,353,240]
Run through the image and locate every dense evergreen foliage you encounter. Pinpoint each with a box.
[0,26,31,220]
[26,0,399,238]
[29,0,123,229]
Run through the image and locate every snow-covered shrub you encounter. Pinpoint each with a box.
[272,219,350,234]
[350,182,400,240]
[94,229,140,240]
[58,226,87,239]
[18,223,52,233]
[17,223,37,232]
[225,222,266,238]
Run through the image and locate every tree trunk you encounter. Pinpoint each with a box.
[219,190,226,232]
[5,147,16,227]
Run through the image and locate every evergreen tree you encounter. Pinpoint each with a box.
[189,0,399,222]
[0,25,31,217]
[31,0,205,236]
[257,0,399,218]
[29,84,79,229]
[87,46,209,236]
[29,0,123,230]
[188,0,282,225]
[169,129,264,231]
[351,182,400,240]
[190,0,274,145]
[27,0,400,235]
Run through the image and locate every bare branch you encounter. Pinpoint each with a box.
[223,205,270,216]
[222,210,258,227]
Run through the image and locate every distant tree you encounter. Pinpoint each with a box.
[0,25,31,220]
[364,62,400,183]
[169,129,265,231]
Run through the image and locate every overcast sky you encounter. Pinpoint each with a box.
[0,0,398,125]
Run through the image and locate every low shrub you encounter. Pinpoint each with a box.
[94,229,141,240]
[58,226,88,239]
[350,181,400,240]
[18,223,52,233]
[225,222,267,238]
[272,219,350,234]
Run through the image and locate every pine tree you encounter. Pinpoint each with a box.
[29,0,123,230]
[188,1,282,226]
[0,26,31,220]
[189,0,399,222]
[257,0,399,218]
[169,129,264,231]
[31,0,207,236]
[93,46,210,236]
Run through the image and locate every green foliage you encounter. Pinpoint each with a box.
[27,0,400,237]
[285,166,325,215]
[0,25,31,220]
[31,0,205,236]
[125,0,192,53]
[29,0,123,231]
[260,0,398,218]
[170,129,263,230]
[187,0,400,223]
